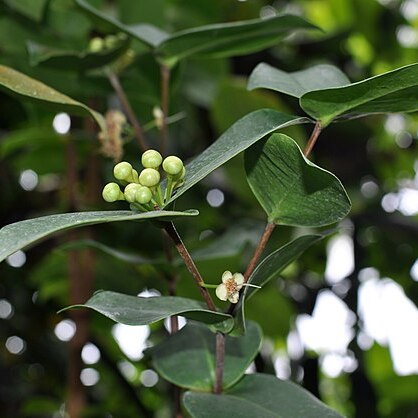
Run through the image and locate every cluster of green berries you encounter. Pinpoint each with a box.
[102,150,185,212]
[88,33,127,53]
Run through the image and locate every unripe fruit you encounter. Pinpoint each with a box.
[104,34,118,49]
[136,186,152,204]
[89,37,104,53]
[178,166,186,181]
[162,156,183,176]
[141,149,163,169]
[102,183,123,202]
[139,168,160,187]
[124,183,142,203]
[114,161,133,181]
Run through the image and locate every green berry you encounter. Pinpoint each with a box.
[162,156,183,176]
[124,183,142,203]
[104,34,118,49]
[136,186,152,204]
[139,168,160,187]
[114,161,133,181]
[179,166,186,180]
[141,149,162,169]
[102,183,123,202]
[89,37,104,53]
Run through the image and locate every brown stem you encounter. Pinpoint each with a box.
[107,71,148,152]
[303,121,322,157]
[160,64,170,154]
[162,230,180,333]
[244,222,276,283]
[214,332,225,394]
[164,222,216,311]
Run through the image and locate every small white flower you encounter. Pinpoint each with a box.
[215,271,245,304]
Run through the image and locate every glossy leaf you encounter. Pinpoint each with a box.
[163,110,308,206]
[26,38,130,70]
[248,62,350,98]
[0,65,106,134]
[156,15,318,67]
[301,63,418,125]
[150,321,262,391]
[0,210,198,263]
[234,235,324,334]
[3,0,48,22]
[75,0,169,48]
[57,239,155,265]
[76,1,317,67]
[183,374,344,418]
[245,134,351,226]
[63,290,232,329]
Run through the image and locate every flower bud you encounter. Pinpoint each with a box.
[89,37,104,53]
[136,186,152,204]
[152,106,164,130]
[114,161,133,181]
[141,149,163,169]
[162,156,183,177]
[178,166,186,181]
[124,183,142,203]
[102,183,124,202]
[139,168,160,187]
[104,34,118,49]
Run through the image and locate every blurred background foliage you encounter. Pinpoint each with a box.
[0,0,417,417]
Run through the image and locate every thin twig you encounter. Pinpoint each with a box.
[244,223,276,283]
[160,64,170,154]
[214,332,225,394]
[107,71,148,152]
[161,230,180,333]
[303,121,322,157]
[164,222,216,311]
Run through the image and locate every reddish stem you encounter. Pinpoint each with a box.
[303,121,322,157]
[160,64,170,154]
[164,222,216,311]
[244,223,276,283]
[107,71,148,152]
[214,332,226,394]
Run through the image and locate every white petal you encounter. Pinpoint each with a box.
[221,270,233,283]
[228,292,240,304]
[233,273,244,286]
[215,284,228,301]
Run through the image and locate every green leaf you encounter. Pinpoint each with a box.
[234,235,324,334]
[300,63,418,125]
[156,15,318,68]
[3,0,49,22]
[164,110,308,206]
[75,0,169,48]
[183,374,344,418]
[245,133,351,226]
[63,290,232,330]
[150,321,262,391]
[0,209,198,263]
[57,239,154,265]
[0,65,106,134]
[26,37,130,71]
[248,63,350,98]
[191,221,263,262]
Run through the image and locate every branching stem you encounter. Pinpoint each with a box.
[303,121,322,157]
[160,64,170,154]
[164,222,216,311]
[244,222,276,283]
[107,71,148,152]
[214,332,225,394]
